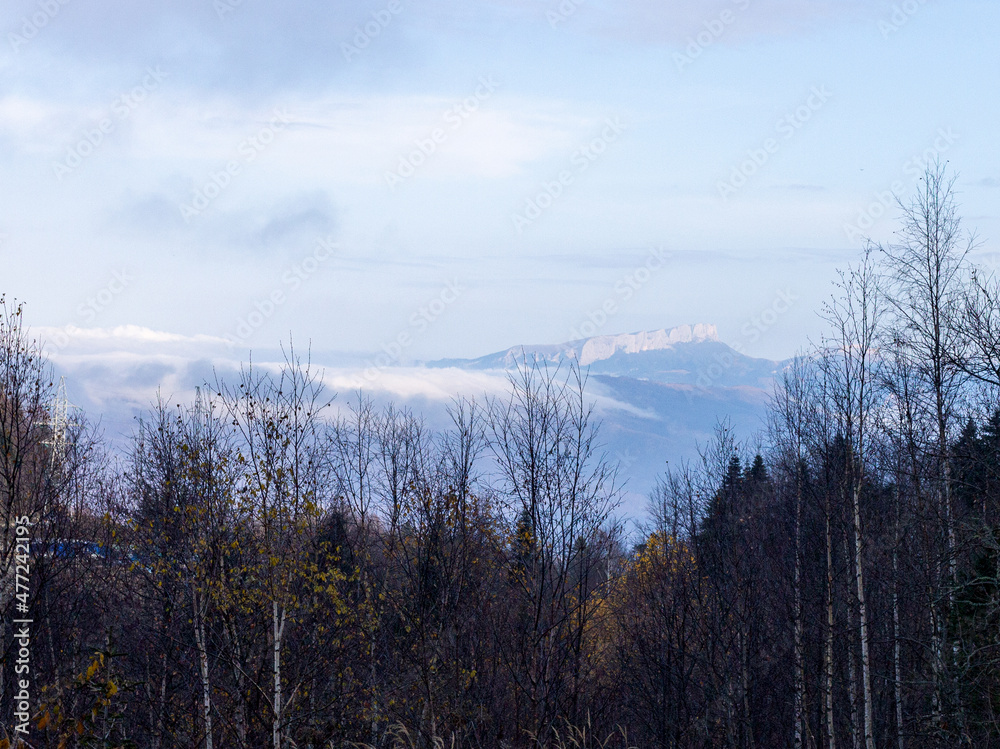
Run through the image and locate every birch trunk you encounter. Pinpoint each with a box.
[851,482,875,749]
[824,495,836,749]
[273,601,286,749]
[193,589,213,749]
[893,542,904,749]
[794,476,805,749]
[846,545,859,749]
[228,619,248,748]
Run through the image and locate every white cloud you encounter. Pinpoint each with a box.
[323,366,511,402]
[36,324,231,354]
[0,95,95,152]
[0,88,595,193]
[122,93,585,186]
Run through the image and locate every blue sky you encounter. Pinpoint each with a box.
[2,0,998,363]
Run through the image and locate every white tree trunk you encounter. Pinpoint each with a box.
[846,565,859,749]
[273,601,286,749]
[193,590,213,749]
[893,543,904,749]
[794,480,805,749]
[227,619,248,748]
[825,502,836,749]
[852,484,875,749]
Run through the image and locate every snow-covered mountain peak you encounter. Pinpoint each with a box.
[575,324,718,365]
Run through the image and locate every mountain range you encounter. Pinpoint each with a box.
[429,323,781,388]
[46,323,788,518]
[428,324,787,512]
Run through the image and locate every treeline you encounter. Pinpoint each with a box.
[1,163,1000,748]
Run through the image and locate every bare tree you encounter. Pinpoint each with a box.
[877,161,975,743]
[486,359,621,743]
[821,247,884,749]
[178,388,239,749]
[769,356,821,749]
[219,345,333,749]
[879,161,971,585]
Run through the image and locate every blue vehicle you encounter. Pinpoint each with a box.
[33,539,108,559]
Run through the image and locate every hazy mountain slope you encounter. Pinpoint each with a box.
[586,375,772,511]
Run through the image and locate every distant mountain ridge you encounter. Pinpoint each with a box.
[431,323,719,369]
[429,323,784,389]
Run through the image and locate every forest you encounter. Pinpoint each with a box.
[2,164,1000,748]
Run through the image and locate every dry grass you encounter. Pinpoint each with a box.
[343,716,636,749]
[528,716,637,749]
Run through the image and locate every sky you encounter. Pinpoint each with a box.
[1,0,998,367]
